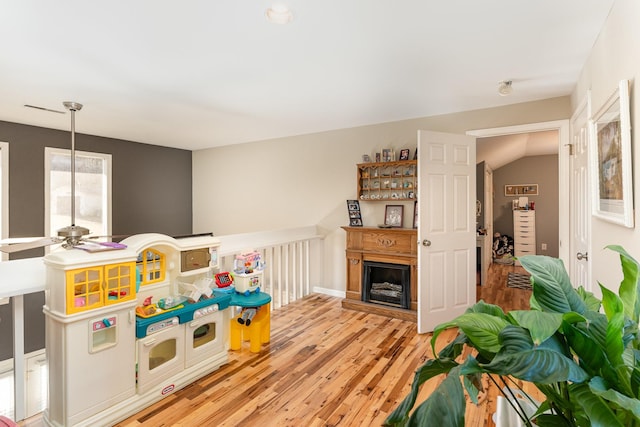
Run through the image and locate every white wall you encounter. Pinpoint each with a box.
[194,98,571,292]
[572,0,640,292]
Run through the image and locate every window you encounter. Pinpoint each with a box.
[45,148,112,240]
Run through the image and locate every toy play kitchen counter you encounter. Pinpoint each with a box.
[42,233,233,427]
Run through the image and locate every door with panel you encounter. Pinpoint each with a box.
[569,96,592,290]
[417,130,476,334]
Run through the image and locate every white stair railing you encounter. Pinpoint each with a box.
[218,227,323,310]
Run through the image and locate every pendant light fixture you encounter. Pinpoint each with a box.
[498,80,513,96]
[266,3,293,24]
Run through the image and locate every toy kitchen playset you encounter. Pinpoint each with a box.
[41,233,242,427]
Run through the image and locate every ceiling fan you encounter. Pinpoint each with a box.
[0,102,107,254]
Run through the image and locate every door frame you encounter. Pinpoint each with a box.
[467,120,570,265]
[0,141,8,262]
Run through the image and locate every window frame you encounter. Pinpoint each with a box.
[44,147,112,243]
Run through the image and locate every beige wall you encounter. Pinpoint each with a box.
[572,0,640,293]
[193,97,570,292]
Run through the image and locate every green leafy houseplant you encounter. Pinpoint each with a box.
[385,245,640,427]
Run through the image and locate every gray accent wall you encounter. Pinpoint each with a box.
[0,120,193,360]
[492,154,559,257]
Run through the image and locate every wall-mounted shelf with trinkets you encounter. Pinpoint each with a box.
[357,160,417,201]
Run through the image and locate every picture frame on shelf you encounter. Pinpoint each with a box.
[399,148,410,161]
[382,148,394,162]
[413,148,418,160]
[589,79,634,228]
[362,154,371,163]
[384,204,404,228]
[346,199,363,227]
[375,152,381,162]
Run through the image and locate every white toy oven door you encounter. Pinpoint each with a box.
[136,317,185,394]
[184,308,225,368]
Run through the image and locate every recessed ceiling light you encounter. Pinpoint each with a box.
[266,3,293,24]
[498,80,513,96]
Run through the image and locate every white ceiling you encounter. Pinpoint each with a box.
[0,1,613,151]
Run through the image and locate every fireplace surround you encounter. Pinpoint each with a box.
[341,226,417,321]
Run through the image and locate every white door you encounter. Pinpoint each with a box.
[417,130,476,333]
[569,97,592,290]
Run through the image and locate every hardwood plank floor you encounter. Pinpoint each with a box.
[21,263,538,427]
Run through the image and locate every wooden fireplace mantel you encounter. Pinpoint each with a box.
[341,226,417,321]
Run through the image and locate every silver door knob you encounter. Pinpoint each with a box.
[576,252,589,261]
[422,239,431,247]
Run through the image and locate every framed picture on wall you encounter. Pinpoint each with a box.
[589,79,634,227]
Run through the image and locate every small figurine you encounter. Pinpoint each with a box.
[237,307,257,326]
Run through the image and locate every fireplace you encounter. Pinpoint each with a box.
[362,261,410,309]
[341,226,417,321]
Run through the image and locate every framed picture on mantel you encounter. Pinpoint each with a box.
[347,199,363,227]
[384,205,403,228]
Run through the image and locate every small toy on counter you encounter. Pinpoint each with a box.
[233,250,264,275]
[236,307,257,326]
[136,296,157,317]
[135,295,186,318]
[233,250,265,296]
[214,271,236,294]
[178,277,214,302]
[157,295,187,310]
[215,272,233,288]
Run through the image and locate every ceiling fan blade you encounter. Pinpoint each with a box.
[0,237,63,253]
[85,234,130,240]
[24,104,66,114]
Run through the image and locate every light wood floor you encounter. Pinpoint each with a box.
[21,262,536,427]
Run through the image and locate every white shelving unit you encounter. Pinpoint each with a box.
[513,210,536,265]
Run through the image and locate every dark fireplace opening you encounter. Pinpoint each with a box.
[362,261,410,309]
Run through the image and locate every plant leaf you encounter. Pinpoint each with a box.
[384,358,459,426]
[467,299,508,319]
[508,310,563,345]
[519,255,587,314]
[600,284,625,367]
[571,382,625,427]
[476,326,589,383]
[406,366,466,427]
[577,286,602,312]
[534,414,575,426]
[563,322,613,380]
[607,245,640,322]
[434,313,510,358]
[590,376,640,421]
